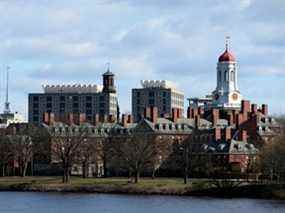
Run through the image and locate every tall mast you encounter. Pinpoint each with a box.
[4,66,11,114]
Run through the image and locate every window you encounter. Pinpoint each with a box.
[230,71,235,81]
[136,99,140,105]
[224,71,228,82]
[86,96,92,101]
[100,103,105,108]
[33,96,39,102]
[149,91,154,97]
[33,103,39,108]
[100,96,105,101]
[72,96,79,101]
[33,116,38,122]
[60,103,65,108]
[60,96,65,101]
[149,99,154,105]
[86,102,92,108]
[73,102,79,108]
[33,110,39,115]
[163,99,166,104]
[163,92,167,97]
[46,96,52,102]
[46,103,52,108]
[86,109,92,115]
[136,91,140,97]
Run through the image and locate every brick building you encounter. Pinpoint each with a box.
[132,80,184,122]
[28,70,118,125]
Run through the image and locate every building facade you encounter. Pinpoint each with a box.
[28,70,118,125]
[132,80,184,122]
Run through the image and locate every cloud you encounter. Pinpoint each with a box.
[0,0,284,117]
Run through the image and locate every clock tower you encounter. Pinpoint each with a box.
[212,38,242,109]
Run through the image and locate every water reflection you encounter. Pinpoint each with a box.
[0,192,284,213]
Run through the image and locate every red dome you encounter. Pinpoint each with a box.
[218,50,235,62]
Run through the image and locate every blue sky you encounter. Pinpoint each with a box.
[0,0,284,119]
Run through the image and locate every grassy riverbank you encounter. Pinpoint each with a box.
[0,176,284,199]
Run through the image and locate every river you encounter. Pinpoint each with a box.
[0,192,284,213]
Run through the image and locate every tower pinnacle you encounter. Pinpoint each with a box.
[4,66,11,114]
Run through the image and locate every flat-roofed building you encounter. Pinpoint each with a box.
[28,70,118,125]
[132,80,184,122]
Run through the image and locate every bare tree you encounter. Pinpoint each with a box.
[0,136,13,176]
[260,133,285,182]
[108,133,170,183]
[8,134,33,177]
[78,137,104,178]
[51,125,88,183]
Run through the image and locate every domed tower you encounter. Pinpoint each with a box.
[102,64,116,93]
[212,38,242,109]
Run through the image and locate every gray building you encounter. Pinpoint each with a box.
[132,80,184,122]
[28,70,118,124]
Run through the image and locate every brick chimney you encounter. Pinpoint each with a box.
[225,127,231,141]
[261,104,268,116]
[236,113,244,128]
[187,107,192,119]
[241,100,251,114]
[43,112,50,125]
[79,113,86,125]
[150,106,158,123]
[127,114,133,123]
[108,114,115,123]
[94,114,100,126]
[144,107,151,120]
[227,113,234,126]
[198,107,204,116]
[238,130,247,142]
[50,113,55,125]
[172,108,178,123]
[122,114,128,127]
[214,127,221,141]
[251,104,258,114]
[195,115,200,129]
[68,113,74,125]
[177,108,183,118]
[212,109,219,126]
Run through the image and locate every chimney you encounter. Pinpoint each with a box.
[194,115,200,129]
[172,108,178,123]
[68,113,74,125]
[150,106,158,123]
[79,113,86,125]
[193,108,198,118]
[251,104,258,114]
[50,113,55,125]
[144,107,151,120]
[241,100,251,114]
[177,108,182,118]
[122,114,128,127]
[261,104,268,116]
[212,109,219,126]
[236,113,244,128]
[108,114,115,123]
[238,130,247,142]
[94,114,100,126]
[187,107,193,119]
[214,128,221,141]
[227,113,234,126]
[127,114,133,123]
[43,112,50,125]
[198,107,204,115]
[225,127,231,141]
[232,110,238,124]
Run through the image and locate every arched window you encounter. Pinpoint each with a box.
[218,70,222,82]
[224,71,228,82]
[230,71,235,81]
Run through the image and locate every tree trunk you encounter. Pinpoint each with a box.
[82,162,89,178]
[152,168,156,179]
[134,170,140,183]
[21,162,28,177]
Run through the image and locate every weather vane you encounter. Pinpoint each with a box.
[106,62,110,71]
[225,36,231,50]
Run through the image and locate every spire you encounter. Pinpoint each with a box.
[4,66,11,114]
[103,62,114,76]
[225,36,230,51]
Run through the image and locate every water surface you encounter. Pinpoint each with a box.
[0,192,284,213]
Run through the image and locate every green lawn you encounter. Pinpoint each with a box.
[0,176,192,189]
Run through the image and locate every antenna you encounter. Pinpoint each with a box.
[4,66,11,114]
[225,36,231,51]
[106,62,110,72]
